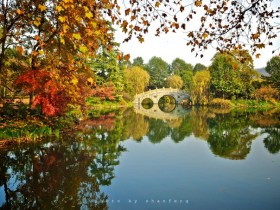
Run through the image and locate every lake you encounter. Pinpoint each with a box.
[0,106,279,210]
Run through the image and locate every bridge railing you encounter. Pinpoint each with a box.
[134,87,185,98]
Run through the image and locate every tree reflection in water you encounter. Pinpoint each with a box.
[131,106,280,159]
[0,112,126,209]
[0,107,280,209]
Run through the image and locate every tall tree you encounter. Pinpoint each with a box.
[265,56,280,90]
[193,63,207,74]
[170,58,193,74]
[89,47,124,94]
[209,50,257,99]
[132,56,145,68]
[165,75,184,89]
[190,70,211,105]
[170,58,193,91]
[146,56,169,88]
[124,66,150,97]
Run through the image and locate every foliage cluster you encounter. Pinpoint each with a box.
[209,98,233,108]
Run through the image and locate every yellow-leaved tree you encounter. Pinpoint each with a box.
[190,70,211,105]
[124,66,150,98]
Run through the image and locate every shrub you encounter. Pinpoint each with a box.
[209,98,233,108]
[252,86,279,102]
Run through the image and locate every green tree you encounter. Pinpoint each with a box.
[89,47,124,95]
[132,56,145,68]
[170,58,193,91]
[146,56,169,88]
[265,56,280,89]
[170,58,193,74]
[124,66,150,97]
[193,63,207,74]
[209,50,257,99]
[165,75,184,89]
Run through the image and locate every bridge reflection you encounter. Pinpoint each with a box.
[133,103,190,120]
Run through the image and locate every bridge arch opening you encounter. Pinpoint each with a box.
[141,98,154,109]
[158,95,177,113]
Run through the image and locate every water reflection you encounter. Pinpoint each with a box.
[130,105,280,158]
[0,112,126,209]
[0,107,280,208]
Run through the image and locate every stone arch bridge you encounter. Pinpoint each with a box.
[133,103,190,120]
[133,88,190,104]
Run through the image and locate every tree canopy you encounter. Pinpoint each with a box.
[146,56,169,88]
[209,50,257,99]
[265,56,280,89]
[124,66,150,97]
[165,75,184,89]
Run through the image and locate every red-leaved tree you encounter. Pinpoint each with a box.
[15,69,71,116]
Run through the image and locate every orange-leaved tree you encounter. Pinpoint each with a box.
[1,0,117,115]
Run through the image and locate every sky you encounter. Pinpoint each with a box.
[114,1,280,69]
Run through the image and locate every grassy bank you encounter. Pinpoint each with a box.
[208,98,280,111]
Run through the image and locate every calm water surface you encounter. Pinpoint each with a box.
[0,106,280,210]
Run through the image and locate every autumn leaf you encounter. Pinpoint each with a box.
[73,33,81,40]
[188,31,194,37]
[71,77,79,87]
[38,4,47,12]
[134,26,141,31]
[79,45,88,53]
[17,46,24,55]
[87,77,94,85]
[116,52,121,60]
[195,0,202,7]
[123,54,130,61]
[60,37,65,44]
[56,5,63,12]
[202,33,208,39]
[85,12,93,19]
[34,35,40,41]
[32,51,39,57]
[138,36,144,43]
[251,33,260,40]
[155,2,161,7]
[121,20,128,32]
[16,9,24,15]
[180,6,184,12]
[255,43,265,49]
[91,21,97,28]
[34,17,41,27]
[63,25,69,32]
[125,8,130,16]
[58,16,66,22]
